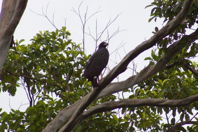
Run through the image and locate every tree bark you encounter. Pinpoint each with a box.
[80,94,198,122]
[0,0,28,70]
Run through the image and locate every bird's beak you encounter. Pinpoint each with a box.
[104,42,109,46]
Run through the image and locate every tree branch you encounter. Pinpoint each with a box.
[79,94,198,122]
[42,1,193,132]
[86,15,120,50]
[0,0,28,70]
[72,2,100,52]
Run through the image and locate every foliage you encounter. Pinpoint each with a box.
[1,27,89,103]
[0,27,91,131]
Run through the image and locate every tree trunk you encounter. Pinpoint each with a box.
[0,0,28,70]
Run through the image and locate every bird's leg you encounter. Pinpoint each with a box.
[92,76,98,87]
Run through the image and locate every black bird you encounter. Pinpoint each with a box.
[84,42,109,87]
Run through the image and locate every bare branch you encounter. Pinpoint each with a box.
[96,15,120,43]
[110,42,126,54]
[30,4,58,29]
[86,15,120,50]
[86,27,96,42]
[106,27,124,42]
[72,2,100,51]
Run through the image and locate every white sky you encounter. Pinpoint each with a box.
[0,0,163,112]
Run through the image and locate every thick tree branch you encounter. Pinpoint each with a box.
[0,0,28,70]
[42,1,193,132]
[79,94,198,122]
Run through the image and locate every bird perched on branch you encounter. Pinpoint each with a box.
[84,42,109,87]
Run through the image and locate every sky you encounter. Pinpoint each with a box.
[0,0,163,112]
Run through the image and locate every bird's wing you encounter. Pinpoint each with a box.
[84,52,96,70]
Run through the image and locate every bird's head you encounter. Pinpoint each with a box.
[99,42,108,48]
